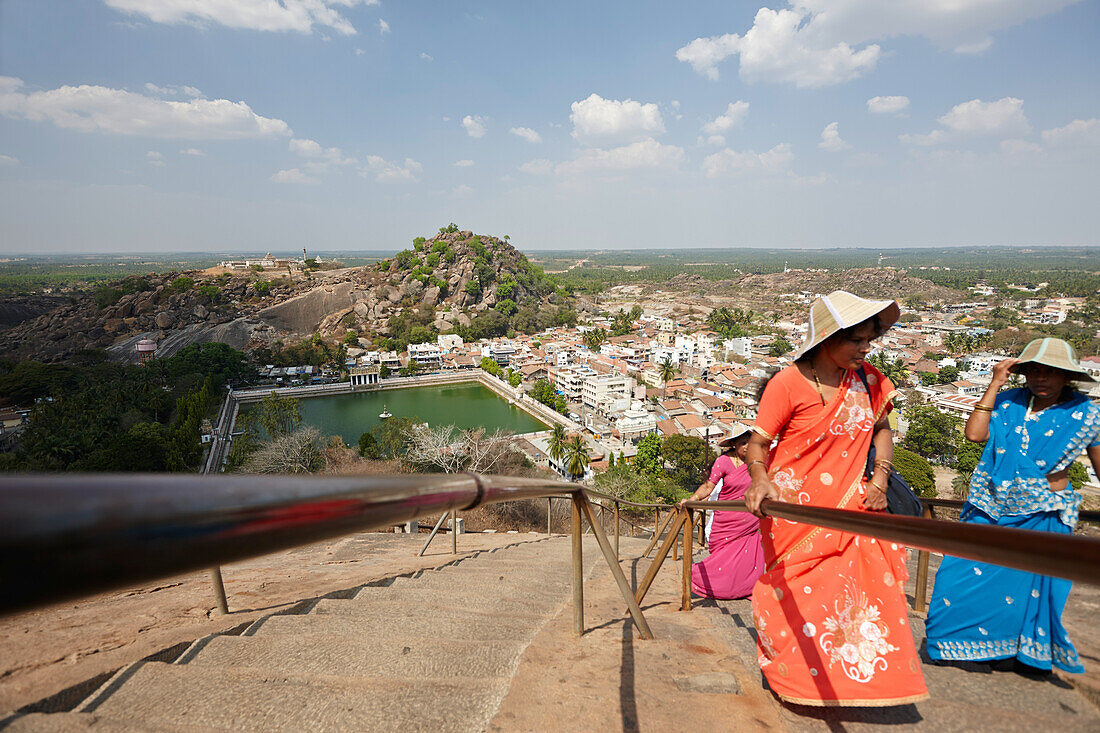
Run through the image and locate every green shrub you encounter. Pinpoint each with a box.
[894,447,936,497]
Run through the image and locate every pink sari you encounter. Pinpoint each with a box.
[691,457,764,599]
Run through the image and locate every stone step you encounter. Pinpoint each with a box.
[0,712,161,732]
[246,611,536,641]
[81,662,508,732]
[183,634,524,679]
[312,594,550,616]
[350,586,563,613]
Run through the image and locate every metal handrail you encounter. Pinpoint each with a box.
[0,472,651,640]
[681,499,1100,586]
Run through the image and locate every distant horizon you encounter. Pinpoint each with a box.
[2,243,1099,259]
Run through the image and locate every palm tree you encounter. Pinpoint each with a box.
[547,424,567,474]
[565,435,590,481]
[707,307,734,335]
[582,328,607,351]
[657,356,679,398]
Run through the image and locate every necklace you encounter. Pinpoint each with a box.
[810,363,826,406]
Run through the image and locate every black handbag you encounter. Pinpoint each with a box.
[856,368,924,517]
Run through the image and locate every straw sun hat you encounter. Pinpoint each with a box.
[792,290,901,360]
[716,422,752,448]
[1010,337,1097,382]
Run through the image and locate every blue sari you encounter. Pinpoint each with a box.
[926,388,1100,673]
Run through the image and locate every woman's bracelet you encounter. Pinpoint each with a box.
[747,459,766,469]
[867,481,886,494]
[873,459,893,468]
[972,403,994,412]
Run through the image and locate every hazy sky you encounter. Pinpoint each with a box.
[1,1,1098,253]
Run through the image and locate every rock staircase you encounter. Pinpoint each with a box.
[3,537,594,732]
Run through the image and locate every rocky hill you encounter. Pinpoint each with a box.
[0,229,570,363]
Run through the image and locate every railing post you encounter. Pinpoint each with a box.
[634,511,687,607]
[614,501,620,560]
[654,509,659,542]
[914,504,935,613]
[418,512,449,556]
[571,495,584,637]
[547,497,552,535]
[681,509,693,612]
[209,567,229,615]
[698,514,705,546]
[451,510,457,555]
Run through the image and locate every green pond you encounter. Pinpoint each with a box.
[274,383,548,445]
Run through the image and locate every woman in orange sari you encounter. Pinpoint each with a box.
[744,291,928,707]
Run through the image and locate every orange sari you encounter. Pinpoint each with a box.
[751,364,928,707]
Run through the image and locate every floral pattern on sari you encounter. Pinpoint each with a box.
[818,579,899,683]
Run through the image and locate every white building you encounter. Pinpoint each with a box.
[349,364,380,388]
[437,334,464,352]
[582,373,633,416]
[722,337,752,360]
[554,365,596,402]
[408,342,443,367]
[617,405,657,443]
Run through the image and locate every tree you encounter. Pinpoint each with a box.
[404,424,518,474]
[936,365,961,384]
[635,433,663,475]
[661,434,714,489]
[399,359,422,377]
[242,427,326,474]
[893,447,936,498]
[244,392,302,439]
[582,328,607,351]
[866,353,909,386]
[901,405,961,464]
[564,434,590,480]
[769,336,792,357]
[547,424,567,469]
[366,416,418,459]
[358,431,382,459]
[955,439,985,476]
[1069,461,1088,491]
[657,357,679,398]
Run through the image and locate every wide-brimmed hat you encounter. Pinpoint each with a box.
[717,422,752,448]
[1010,337,1097,382]
[792,290,900,360]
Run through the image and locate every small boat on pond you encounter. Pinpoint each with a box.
[379,405,392,419]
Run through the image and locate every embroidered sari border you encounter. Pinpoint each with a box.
[777,691,930,708]
[753,425,776,441]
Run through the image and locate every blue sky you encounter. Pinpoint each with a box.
[0,1,1097,253]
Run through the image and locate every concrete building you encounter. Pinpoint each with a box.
[349,364,380,388]
[582,373,632,416]
[617,406,657,443]
[408,342,443,368]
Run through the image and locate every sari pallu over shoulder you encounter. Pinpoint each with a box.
[756,367,894,569]
[751,364,927,706]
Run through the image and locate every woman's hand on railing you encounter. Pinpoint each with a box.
[745,475,778,518]
[862,480,888,512]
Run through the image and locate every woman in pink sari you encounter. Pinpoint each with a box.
[679,423,764,599]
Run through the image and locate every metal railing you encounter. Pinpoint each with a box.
[0,473,652,640]
[3,472,1099,643]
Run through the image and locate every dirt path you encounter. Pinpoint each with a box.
[0,531,545,715]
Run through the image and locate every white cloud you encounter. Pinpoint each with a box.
[702,143,794,178]
[0,154,20,166]
[420,52,433,61]
[104,0,381,36]
[144,82,202,98]
[570,93,665,146]
[898,129,948,146]
[355,48,364,56]
[462,115,487,138]
[179,147,206,156]
[0,76,291,139]
[1000,139,1041,155]
[289,137,355,175]
[556,139,684,176]
[519,159,553,175]
[453,159,475,167]
[676,2,1080,85]
[509,126,542,143]
[939,97,1029,136]
[452,184,473,196]
[146,150,165,166]
[702,135,726,146]
[271,168,319,184]
[378,19,389,35]
[901,97,1030,146]
[1041,118,1099,147]
[362,155,422,182]
[867,95,909,115]
[702,101,749,135]
[818,121,851,151]
[676,9,881,87]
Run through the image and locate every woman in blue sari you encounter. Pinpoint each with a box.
[926,338,1100,674]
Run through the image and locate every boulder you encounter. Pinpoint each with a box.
[422,286,440,305]
[155,311,175,329]
[193,304,209,320]
[454,313,472,328]
[353,301,370,318]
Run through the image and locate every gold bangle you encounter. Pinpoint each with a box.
[747,460,766,469]
[874,459,893,467]
[867,481,886,494]
[972,404,993,412]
